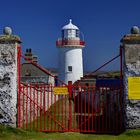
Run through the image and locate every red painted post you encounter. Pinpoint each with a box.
[47,84,51,131]
[37,84,39,131]
[116,86,119,133]
[84,86,86,132]
[92,87,94,132]
[44,84,46,130]
[30,84,32,129]
[73,88,76,131]
[68,81,72,131]
[33,85,36,130]
[54,88,56,130]
[26,85,28,129]
[102,87,105,133]
[88,86,90,132]
[58,90,60,131]
[65,94,67,129]
[80,87,83,132]
[40,85,42,131]
[62,91,64,130]
[105,86,108,133]
[98,87,100,133]
[50,84,53,131]
[17,46,21,128]
[22,86,25,129]
[77,87,80,131]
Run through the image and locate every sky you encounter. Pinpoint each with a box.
[0,0,140,71]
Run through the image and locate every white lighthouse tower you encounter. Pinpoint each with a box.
[56,19,85,84]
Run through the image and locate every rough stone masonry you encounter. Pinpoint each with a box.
[0,27,21,127]
[121,26,140,129]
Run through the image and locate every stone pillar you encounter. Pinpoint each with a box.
[0,27,21,127]
[121,26,140,129]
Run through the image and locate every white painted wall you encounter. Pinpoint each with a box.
[58,47,83,84]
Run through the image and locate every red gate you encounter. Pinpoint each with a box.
[17,46,125,134]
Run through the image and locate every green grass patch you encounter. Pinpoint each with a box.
[0,124,140,140]
[124,129,140,136]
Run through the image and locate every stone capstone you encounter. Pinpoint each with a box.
[121,32,140,44]
[131,26,140,34]
[3,27,12,35]
[0,29,21,44]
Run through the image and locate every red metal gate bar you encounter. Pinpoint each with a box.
[22,86,25,129]
[54,93,56,130]
[58,95,60,131]
[68,81,72,131]
[92,87,94,131]
[37,83,39,130]
[44,84,46,130]
[62,94,64,130]
[17,46,21,128]
[101,87,104,133]
[20,88,43,110]
[50,84,53,131]
[84,86,86,132]
[40,85,42,131]
[30,84,32,129]
[26,85,28,129]
[33,85,36,130]
[44,111,67,131]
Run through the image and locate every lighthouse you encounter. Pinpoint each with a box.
[56,19,85,84]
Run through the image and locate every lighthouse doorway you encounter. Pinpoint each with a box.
[17,46,125,134]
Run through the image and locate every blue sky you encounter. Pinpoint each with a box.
[0,0,140,71]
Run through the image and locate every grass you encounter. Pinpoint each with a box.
[0,124,140,140]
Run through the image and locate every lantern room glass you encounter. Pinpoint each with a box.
[62,29,79,39]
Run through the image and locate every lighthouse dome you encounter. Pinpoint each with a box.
[62,19,79,30]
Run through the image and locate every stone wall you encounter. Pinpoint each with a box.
[121,26,140,129]
[124,62,140,128]
[123,49,140,128]
[0,44,17,127]
[0,27,21,127]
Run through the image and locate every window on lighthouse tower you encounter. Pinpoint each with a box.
[68,30,76,38]
[68,66,72,72]
[62,29,79,39]
[76,30,80,37]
